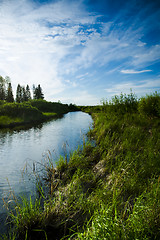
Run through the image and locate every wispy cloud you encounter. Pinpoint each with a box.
[0,0,159,104]
[56,90,99,106]
[0,0,98,98]
[121,69,152,74]
[105,78,160,98]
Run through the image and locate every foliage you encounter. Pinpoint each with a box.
[68,103,79,112]
[16,84,32,103]
[138,92,160,118]
[2,195,45,240]
[0,102,43,124]
[0,116,22,125]
[76,178,160,240]
[29,99,69,114]
[0,76,6,100]
[102,91,138,115]
[1,74,44,103]
[33,84,44,100]
[0,100,6,106]
[0,76,14,102]
[26,85,32,101]
[16,84,22,103]
[0,100,72,127]
[6,82,14,102]
[2,92,160,239]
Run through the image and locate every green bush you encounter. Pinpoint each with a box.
[138,92,160,118]
[3,92,160,239]
[102,92,138,115]
[0,102,43,121]
[29,99,69,114]
[0,100,5,106]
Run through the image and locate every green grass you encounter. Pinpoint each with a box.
[42,112,57,117]
[2,195,46,240]
[0,116,23,125]
[29,99,76,115]
[2,92,160,239]
[0,100,73,128]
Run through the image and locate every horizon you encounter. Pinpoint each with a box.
[0,0,160,105]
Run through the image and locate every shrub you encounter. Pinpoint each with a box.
[0,100,5,106]
[0,102,43,121]
[29,99,69,114]
[138,92,160,118]
[103,92,138,115]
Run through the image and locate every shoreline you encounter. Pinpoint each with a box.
[1,93,160,240]
[0,99,80,129]
[0,112,66,129]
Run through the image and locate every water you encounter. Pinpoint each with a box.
[0,111,93,234]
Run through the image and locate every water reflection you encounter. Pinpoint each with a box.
[0,111,93,233]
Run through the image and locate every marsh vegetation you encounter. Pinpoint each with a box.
[0,99,79,128]
[1,92,160,239]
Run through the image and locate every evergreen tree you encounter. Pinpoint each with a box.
[0,76,6,100]
[16,84,23,103]
[26,85,31,101]
[33,84,44,99]
[22,86,27,102]
[33,84,36,99]
[6,82,14,102]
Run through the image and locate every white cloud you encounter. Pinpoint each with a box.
[121,69,152,74]
[105,78,160,98]
[0,0,159,105]
[55,90,99,106]
[132,45,160,66]
[64,19,157,73]
[0,0,98,100]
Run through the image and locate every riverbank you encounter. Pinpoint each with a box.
[0,100,79,128]
[1,92,160,240]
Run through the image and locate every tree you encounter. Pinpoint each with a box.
[26,85,31,101]
[6,82,14,102]
[16,84,23,103]
[0,76,6,100]
[22,86,27,102]
[33,84,44,100]
[5,76,11,85]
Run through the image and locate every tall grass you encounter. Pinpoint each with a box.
[2,92,160,239]
[29,99,70,115]
[0,102,43,124]
[2,193,46,240]
[0,100,74,127]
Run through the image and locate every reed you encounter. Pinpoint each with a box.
[1,92,160,239]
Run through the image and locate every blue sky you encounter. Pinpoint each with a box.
[0,0,160,105]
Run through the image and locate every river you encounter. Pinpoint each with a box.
[0,111,93,234]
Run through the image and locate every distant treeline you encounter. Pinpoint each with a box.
[0,75,44,103]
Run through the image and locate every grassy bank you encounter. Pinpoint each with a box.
[0,100,78,128]
[1,92,160,239]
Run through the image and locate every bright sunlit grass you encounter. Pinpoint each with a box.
[0,116,23,125]
[2,92,160,239]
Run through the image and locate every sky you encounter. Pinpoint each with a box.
[0,0,160,105]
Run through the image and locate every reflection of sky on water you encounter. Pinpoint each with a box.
[0,112,93,233]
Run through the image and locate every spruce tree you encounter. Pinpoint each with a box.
[33,84,44,99]
[33,84,36,99]
[16,84,22,103]
[0,76,6,100]
[6,82,14,102]
[26,85,31,101]
[22,86,27,102]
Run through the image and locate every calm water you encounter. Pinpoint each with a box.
[0,111,93,234]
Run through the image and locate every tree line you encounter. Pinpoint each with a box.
[0,75,44,103]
